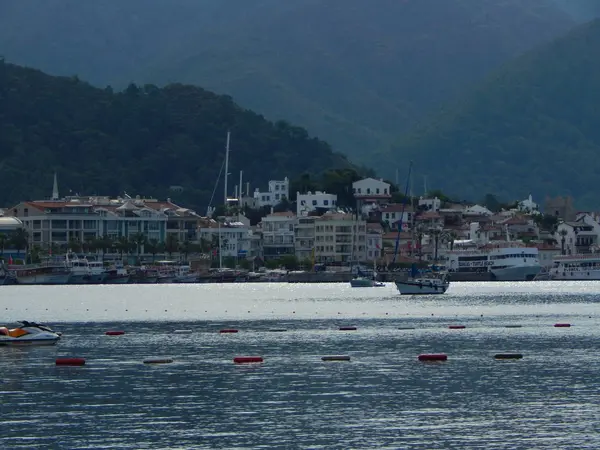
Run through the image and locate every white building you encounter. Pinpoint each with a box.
[297,191,337,216]
[381,204,413,231]
[418,196,441,212]
[253,177,289,207]
[313,212,366,263]
[352,178,391,200]
[260,211,296,260]
[518,194,539,214]
[464,204,493,216]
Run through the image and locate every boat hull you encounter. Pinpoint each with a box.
[350,278,375,287]
[395,280,449,295]
[0,337,60,346]
[105,275,130,284]
[17,273,72,285]
[491,265,541,281]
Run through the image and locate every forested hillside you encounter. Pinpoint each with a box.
[391,20,600,208]
[0,0,575,169]
[0,61,353,211]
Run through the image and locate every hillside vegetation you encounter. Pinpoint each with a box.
[0,0,575,169]
[391,20,600,208]
[0,61,353,211]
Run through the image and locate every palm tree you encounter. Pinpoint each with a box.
[68,237,82,253]
[94,235,113,262]
[145,238,159,262]
[115,236,130,260]
[178,239,195,262]
[10,228,28,258]
[0,233,6,257]
[165,234,179,259]
[131,232,147,263]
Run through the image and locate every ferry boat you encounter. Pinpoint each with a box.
[444,241,541,281]
[65,253,92,284]
[548,254,600,280]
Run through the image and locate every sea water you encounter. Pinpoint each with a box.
[1,282,600,449]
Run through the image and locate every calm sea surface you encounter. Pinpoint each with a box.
[2,281,600,449]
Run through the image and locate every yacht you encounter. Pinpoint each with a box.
[65,253,92,284]
[549,254,600,280]
[88,261,107,284]
[444,241,541,281]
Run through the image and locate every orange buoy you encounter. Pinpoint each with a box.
[418,353,447,362]
[143,358,174,364]
[554,323,571,328]
[448,325,466,329]
[339,326,357,331]
[494,353,523,360]
[321,355,351,361]
[105,331,125,336]
[56,357,86,366]
[233,356,263,364]
[220,329,239,333]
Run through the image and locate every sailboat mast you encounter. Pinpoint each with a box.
[224,131,231,206]
[218,222,223,270]
[239,170,243,208]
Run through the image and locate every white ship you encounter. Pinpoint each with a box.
[549,254,600,280]
[443,241,541,281]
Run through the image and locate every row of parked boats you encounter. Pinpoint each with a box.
[0,254,199,285]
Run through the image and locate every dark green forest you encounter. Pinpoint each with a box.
[391,19,600,208]
[0,61,355,211]
[0,0,576,171]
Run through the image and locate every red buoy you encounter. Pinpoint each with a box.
[233,356,263,364]
[56,357,86,366]
[339,326,357,331]
[105,331,125,336]
[418,353,448,362]
[554,323,571,328]
[448,325,466,329]
[220,329,239,333]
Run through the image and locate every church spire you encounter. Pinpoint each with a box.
[52,172,59,200]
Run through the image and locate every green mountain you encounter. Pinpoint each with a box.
[0,61,353,211]
[0,0,575,168]
[391,19,600,208]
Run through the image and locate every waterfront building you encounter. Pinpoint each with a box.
[198,216,256,260]
[8,193,202,252]
[295,216,316,262]
[260,211,296,260]
[313,212,366,263]
[297,191,337,216]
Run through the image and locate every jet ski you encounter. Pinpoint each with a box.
[0,321,62,345]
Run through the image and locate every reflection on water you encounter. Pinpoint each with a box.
[1,282,600,448]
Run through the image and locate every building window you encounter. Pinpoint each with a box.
[324,200,329,206]
[384,188,388,194]
[367,188,371,194]
[312,200,317,206]
[376,188,380,194]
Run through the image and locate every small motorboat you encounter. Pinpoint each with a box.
[0,321,62,345]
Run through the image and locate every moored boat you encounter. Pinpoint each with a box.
[12,261,72,285]
[395,265,449,295]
